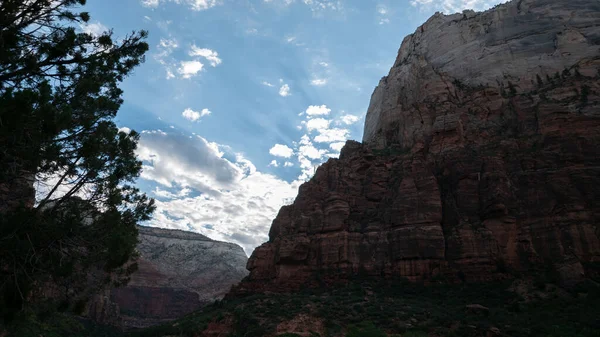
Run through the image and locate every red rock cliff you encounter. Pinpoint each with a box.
[239,0,600,292]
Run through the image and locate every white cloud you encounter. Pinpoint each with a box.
[262,81,275,87]
[298,142,326,160]
[284,162,294,167]
[178,60,204,78]
[189,45,222,67]
[305,105,331,116]
[268,160,279,167]
[155,38,179,79]
[410,0,503,13]
[376,4,390,24]
[311,78,327,86]
[319,62,329,67]
[329,141,346,152]
[137,130,301,254]
[189,0,221,11]
[279,83,291,97]
[339,114,360,125]
[156,41,221,79]
[141,0,160,8]
[153,187,191,199]
[159,38,178,51]
[306,117,330,132]
[182,108,211,122]
[118,127,132,134]
[137,131,240,193]
[269,144,294,158]
[141,0,222,11]
[313,128,349,143]
[81,21,107,37]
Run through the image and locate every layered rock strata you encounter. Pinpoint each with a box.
[92,226,248,328]
[239,0,600,292]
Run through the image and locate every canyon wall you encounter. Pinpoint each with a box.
[238,0,600,293]
[91,226,248,328]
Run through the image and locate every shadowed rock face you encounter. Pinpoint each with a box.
[91,226,248,329]
[238,0,600,293]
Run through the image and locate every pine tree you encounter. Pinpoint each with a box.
[0,0,154,319]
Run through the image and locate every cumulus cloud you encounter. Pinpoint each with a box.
[287,104,354,178]
[189,45,222,67]
[137,130,301,254]
[178,60,204,78]
[262,81,275,87]
[269,144,294,158]
[305,105,331,116]
[339,114,360,125]
[182,108,211,122]
[284,162,294,167]
[306,117,330,132]
[279,83,291,97]
[268,160,279,167]
[298,141,327,160]
[313,128,349,143]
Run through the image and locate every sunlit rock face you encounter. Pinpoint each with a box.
[363,0,600,149]
[236,0,600,293]
[91,226,248,329]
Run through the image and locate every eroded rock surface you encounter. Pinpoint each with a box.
[96,226,248,328]
[238,0,600,293]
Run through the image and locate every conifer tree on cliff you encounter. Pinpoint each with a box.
[0,0,155,318]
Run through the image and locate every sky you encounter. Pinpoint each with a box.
[82,0,504,255]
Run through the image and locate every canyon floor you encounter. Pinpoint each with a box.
[12,275,600,337]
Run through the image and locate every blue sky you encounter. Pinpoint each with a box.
[81,0,502,254]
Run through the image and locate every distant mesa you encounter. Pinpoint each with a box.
[88,226,248,329]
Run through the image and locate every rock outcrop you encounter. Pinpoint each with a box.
[92,226,248,328]
[239,0,600,292]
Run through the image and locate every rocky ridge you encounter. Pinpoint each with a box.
[237,0,600,293]
[91,226,248,328]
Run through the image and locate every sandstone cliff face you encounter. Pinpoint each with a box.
[240,0,600,292]
[93,226,248,328]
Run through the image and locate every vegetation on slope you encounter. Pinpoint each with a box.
[131,277,600,337]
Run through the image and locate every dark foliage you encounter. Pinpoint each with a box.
[0,0,154,322]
